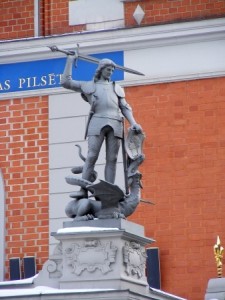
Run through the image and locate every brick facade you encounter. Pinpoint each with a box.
[39,0,85,36]
[1,1,225,300]
[127,78,225,299]
[124,0,225,27]
[1,0,225,40]
[0,0,34,40]
[1,77,225,299]
[0,96,49,279]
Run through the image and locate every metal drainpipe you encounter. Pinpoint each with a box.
[34,0,40,37]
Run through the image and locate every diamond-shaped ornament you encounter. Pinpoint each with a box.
[133,5,145,25]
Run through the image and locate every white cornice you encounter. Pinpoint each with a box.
[0,18,225,100]
[0,18,225,63]
[1,69,225,101]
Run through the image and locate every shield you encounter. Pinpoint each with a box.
[125,128,145,160]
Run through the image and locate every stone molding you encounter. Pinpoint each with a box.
[0,18,225,99]
[123,241,147,279]
[1,18,225,62]
[65,240,117,275]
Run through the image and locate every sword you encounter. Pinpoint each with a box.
[48,45,144,76]
[140,199,155,205]
[121,118,129,196]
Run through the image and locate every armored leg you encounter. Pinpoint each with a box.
[82,134,104,181]
[105,128,120,184]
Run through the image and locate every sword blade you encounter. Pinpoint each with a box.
[78,53,100,64]
[114,64,145,76]
[140,199,155,205]
[78,53,144,76]
[49,46,144,76]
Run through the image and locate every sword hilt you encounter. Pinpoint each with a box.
[49,45,79,68]
[48,45,78,57]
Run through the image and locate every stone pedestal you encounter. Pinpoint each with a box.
[0,219,186,300]
[34,219,154,294]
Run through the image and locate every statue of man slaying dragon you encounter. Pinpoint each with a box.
[49,45,148,220]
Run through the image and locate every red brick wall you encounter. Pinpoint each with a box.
[1,0,225,40]
[127,77,225,300]
[42,0,225,35]
[0,96,49,279]
[30,0,225,35]
[0,0,34,40]
[36,0,225,35]
[39,0,85,36]
[1,65,225,299]
[1,0,225,298]
[125,0,225,27]
[0,0,85,40]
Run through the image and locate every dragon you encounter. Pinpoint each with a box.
[64,144,146,220]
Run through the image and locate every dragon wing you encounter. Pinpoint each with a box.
[87,180,125,207]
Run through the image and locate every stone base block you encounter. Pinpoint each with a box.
[63,218,145,236]
[34,219,154,294]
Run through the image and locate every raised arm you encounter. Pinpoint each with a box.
[61,55,82,92]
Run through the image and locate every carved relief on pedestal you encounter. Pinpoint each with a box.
[43,242,63,278]
[65,240,117,275]
[123,241,147,278]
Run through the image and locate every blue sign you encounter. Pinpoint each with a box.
[0,51,124,94]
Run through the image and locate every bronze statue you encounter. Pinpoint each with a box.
[49,45,148,220]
